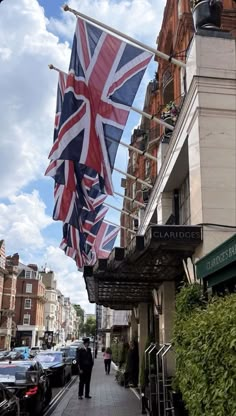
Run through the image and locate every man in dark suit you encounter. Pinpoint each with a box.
[78,337,94,399]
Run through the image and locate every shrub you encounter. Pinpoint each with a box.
[173,285,236,416]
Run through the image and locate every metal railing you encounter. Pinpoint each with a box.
[156,343,174,416]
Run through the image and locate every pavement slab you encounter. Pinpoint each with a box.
[51,354,141,416]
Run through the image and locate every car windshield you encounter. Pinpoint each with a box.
[68,348,77,358]
[60,348,76,358]
[31,347,39,351]
[36,353,62,363]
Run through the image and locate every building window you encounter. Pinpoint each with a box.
[25,283,32,293]
[132,152,137,171]
[132,182,136,200]
[23,314,30,325]
[145,159,151,177]
[179,175,190,225]
[24,299,31,309]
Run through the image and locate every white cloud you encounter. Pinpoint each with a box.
[0,190,52,252]
[44,246,95,313]
[0,0,71,198]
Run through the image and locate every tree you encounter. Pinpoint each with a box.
[82,316,96,337]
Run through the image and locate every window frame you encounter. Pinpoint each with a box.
[24,299,32,310]
[23,314,30,325]
[25,283,32,294]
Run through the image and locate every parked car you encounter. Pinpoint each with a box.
[0,360,52,416]
[29,347,41,358]
[0,383,19,415]
[35,350,72,386]
[59,346,79,375]
[12,347,30,359]
[4,351,23,361]
[0,352,9,361]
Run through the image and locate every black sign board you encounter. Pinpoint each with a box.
[151,225,202,243]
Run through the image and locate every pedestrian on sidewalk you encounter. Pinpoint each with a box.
[78,337,94,400]
[125,340,139,387]
[103,347,112,375]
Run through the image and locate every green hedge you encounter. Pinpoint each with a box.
[111,341,129,366]
[173,284,236,416]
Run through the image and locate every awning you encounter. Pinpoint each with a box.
[84,225,202,309]
[196,233,236,287]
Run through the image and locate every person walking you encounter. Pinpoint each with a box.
[78,337,94,399]
[103,347,112,375]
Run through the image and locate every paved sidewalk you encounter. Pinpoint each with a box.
[51,353,141,416]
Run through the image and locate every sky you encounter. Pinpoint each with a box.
[0,0,165,313]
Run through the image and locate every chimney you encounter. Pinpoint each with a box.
[12,253,19,266]
[27,264,38,272]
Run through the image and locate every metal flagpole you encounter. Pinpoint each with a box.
[113,167,153,189]
[62,5,186,68]
[105,219,136,234]
[131,106,174,131]
[106,136,159,162]
[48,64,174,131]
[114,191,146,208]
[104,202,139,220]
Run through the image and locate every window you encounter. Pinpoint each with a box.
[25,283,32,293]
[23,314,30,325]
[145,159,151,177]
[25,271,32,279]
[24,299,31,309]
[132,152,137,171]
[132,182,136,200]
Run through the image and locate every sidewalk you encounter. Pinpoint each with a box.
[51,353,141,416]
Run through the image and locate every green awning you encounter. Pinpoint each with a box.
[196,234,236,287]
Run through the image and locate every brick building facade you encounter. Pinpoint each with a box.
[14,262,46,347]
[0,242,17,350]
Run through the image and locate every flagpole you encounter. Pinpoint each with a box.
[48,64,174,131]
[104,202,139,220]
[113,167,153,189]
[106,137,158,162]
[114,191,146,208]
[62,5,186,68]
[131,106,174,131]
[105,219,136,235]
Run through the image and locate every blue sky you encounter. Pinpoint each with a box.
[0,0,165,312]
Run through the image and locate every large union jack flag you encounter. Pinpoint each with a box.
[48,17,152,195]
[87,222,120,265]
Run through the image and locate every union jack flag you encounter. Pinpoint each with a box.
[46,72,106,224]
[48,17,152,195]
[60,223,87,268]
[87,222,120,265]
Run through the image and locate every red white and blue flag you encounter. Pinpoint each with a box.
[48,17,152,195]
[87,222,120,265]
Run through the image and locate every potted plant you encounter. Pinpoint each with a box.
[190,0,223,32]
[161,101,179,140]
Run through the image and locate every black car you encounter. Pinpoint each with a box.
[59,346,79,375]
[0,360,52,416]
[35,350,72,386]
[0,383,19,416]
